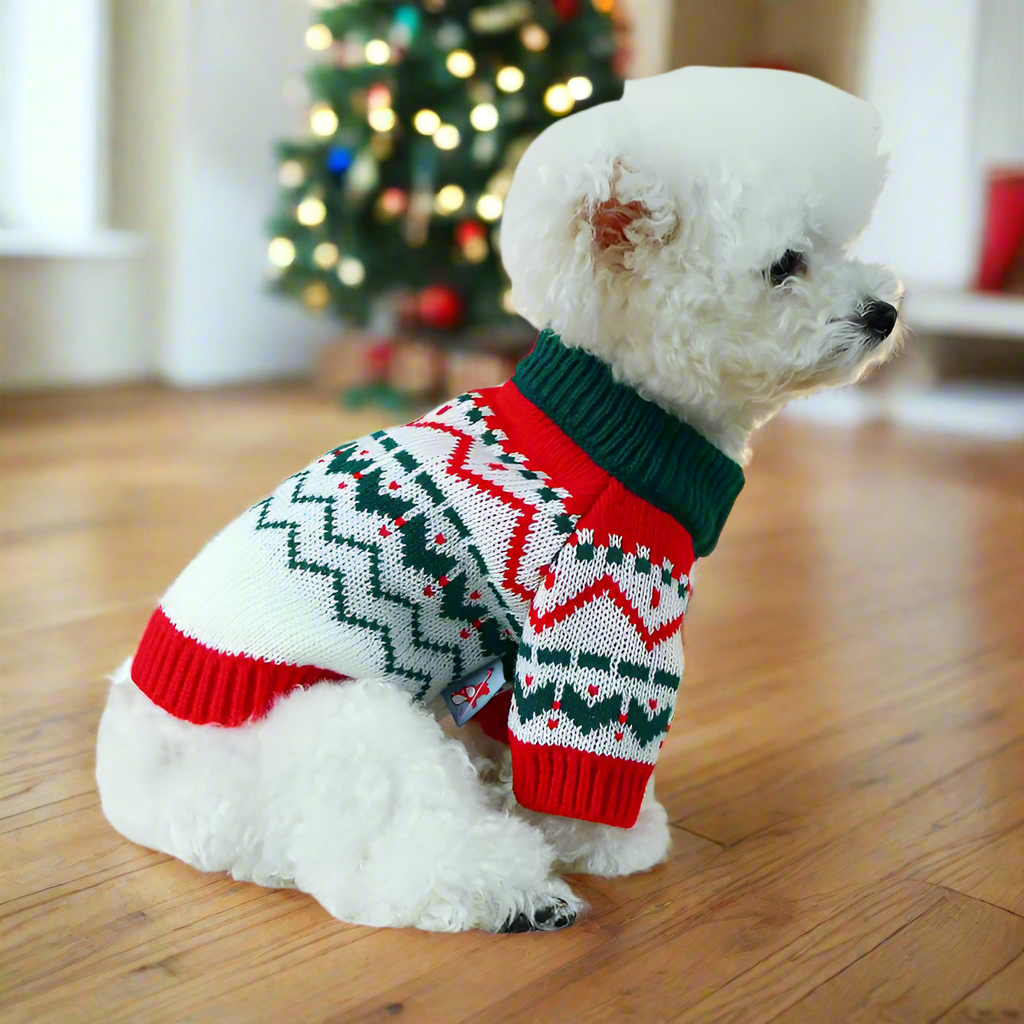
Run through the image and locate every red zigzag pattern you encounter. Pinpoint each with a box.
[410,418,550,604]
[529,576,684,651]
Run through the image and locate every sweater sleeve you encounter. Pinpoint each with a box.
[507,482,694,828]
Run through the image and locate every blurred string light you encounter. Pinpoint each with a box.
[446,49,476,78]
[463,236,488,263]
[435,184,465,214]
[544,83,574,115]
[313,241,339,268]
[305,23,333,50]
[338,256,366,286]
[433,124,460,150]
[413,109,441,135]
[268,237,296,267]
[304,280,330,308]
[368,107,397,132]
[469,103,499,131]
[310,102,339,136]
[367,83,392,109]
[278,159,305,188]
[496,65,525,92]
[567,76,593,100]
[520,23,549,51]
[378,187,408,216]
[364,39,391,64]
[501,287,516,313]
[592,0,615,10]
[297,196,327,225]
[476,194,503,221]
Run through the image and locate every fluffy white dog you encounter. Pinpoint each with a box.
[96,68,901,934]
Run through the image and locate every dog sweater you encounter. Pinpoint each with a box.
[131,330,744,827]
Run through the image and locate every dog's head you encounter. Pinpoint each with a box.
[501,67,903,459]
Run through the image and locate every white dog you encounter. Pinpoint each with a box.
[96,68,901,933]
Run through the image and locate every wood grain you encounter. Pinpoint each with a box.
[1,385,1021,1024]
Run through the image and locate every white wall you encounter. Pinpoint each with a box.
[853,0,983,290]
[975,0,1024,168]
[157,0,338,386]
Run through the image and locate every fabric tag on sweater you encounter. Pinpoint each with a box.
[442,660,508,726]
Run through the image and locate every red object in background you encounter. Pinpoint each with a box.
[454,220,486,247]
[418,285,464,329]
[366,340,393,378]
[552,0,579,18]
[977,169,1024,292]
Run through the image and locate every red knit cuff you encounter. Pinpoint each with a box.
[508,735,652,828]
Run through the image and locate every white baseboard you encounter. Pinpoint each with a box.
[785,385,1024,440]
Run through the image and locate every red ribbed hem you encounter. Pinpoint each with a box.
[132,607,346,726]
[508,735,652,828]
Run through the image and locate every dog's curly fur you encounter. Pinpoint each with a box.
[96,68,902,933]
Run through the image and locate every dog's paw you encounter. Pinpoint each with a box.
[500,897,577,933]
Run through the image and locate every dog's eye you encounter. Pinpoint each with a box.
[768,250,807,286]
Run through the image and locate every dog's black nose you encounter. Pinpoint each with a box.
[862,300,898,342]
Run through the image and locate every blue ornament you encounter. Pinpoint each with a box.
[327,146,354,173]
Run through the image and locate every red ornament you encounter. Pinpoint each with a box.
[553,0,579,17]
[454,220,486,247]
[418,285,464,329]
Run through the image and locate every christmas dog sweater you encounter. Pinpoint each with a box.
[131,330,744,827]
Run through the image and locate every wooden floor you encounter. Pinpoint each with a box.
[1,385,1022,1024]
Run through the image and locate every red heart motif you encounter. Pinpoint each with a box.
[470,590,481,600]
[618,713,628,724]
[472,619,482,629]
[423,585,434,596]
[379,526,391,538]
[649,699,658,709]
[460,628,470,639]
[547,718,559,729]
[389,481,399,490]
[552,701,561,710]
[615,731,624,741]
[360,449,369,455]
[435,533,446,545]
[588,685,599,696]
[439,575,450,587]
[353,472,363,480]
[337,482,348,490]
[395,517,406,527]
[524,675,534,686]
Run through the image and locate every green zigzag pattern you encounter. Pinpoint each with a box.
[513,675,672,746]
[254,459,516,699]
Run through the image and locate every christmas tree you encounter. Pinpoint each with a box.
[267,0,625,345]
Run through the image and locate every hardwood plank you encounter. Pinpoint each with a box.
[668,880,944,1024]
[913,820,1024,918]
[935,950,1024,1023]
[769,892,1024,1023]
[669,656,1022,845]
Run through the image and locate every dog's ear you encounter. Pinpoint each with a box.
[579,160,679,262]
